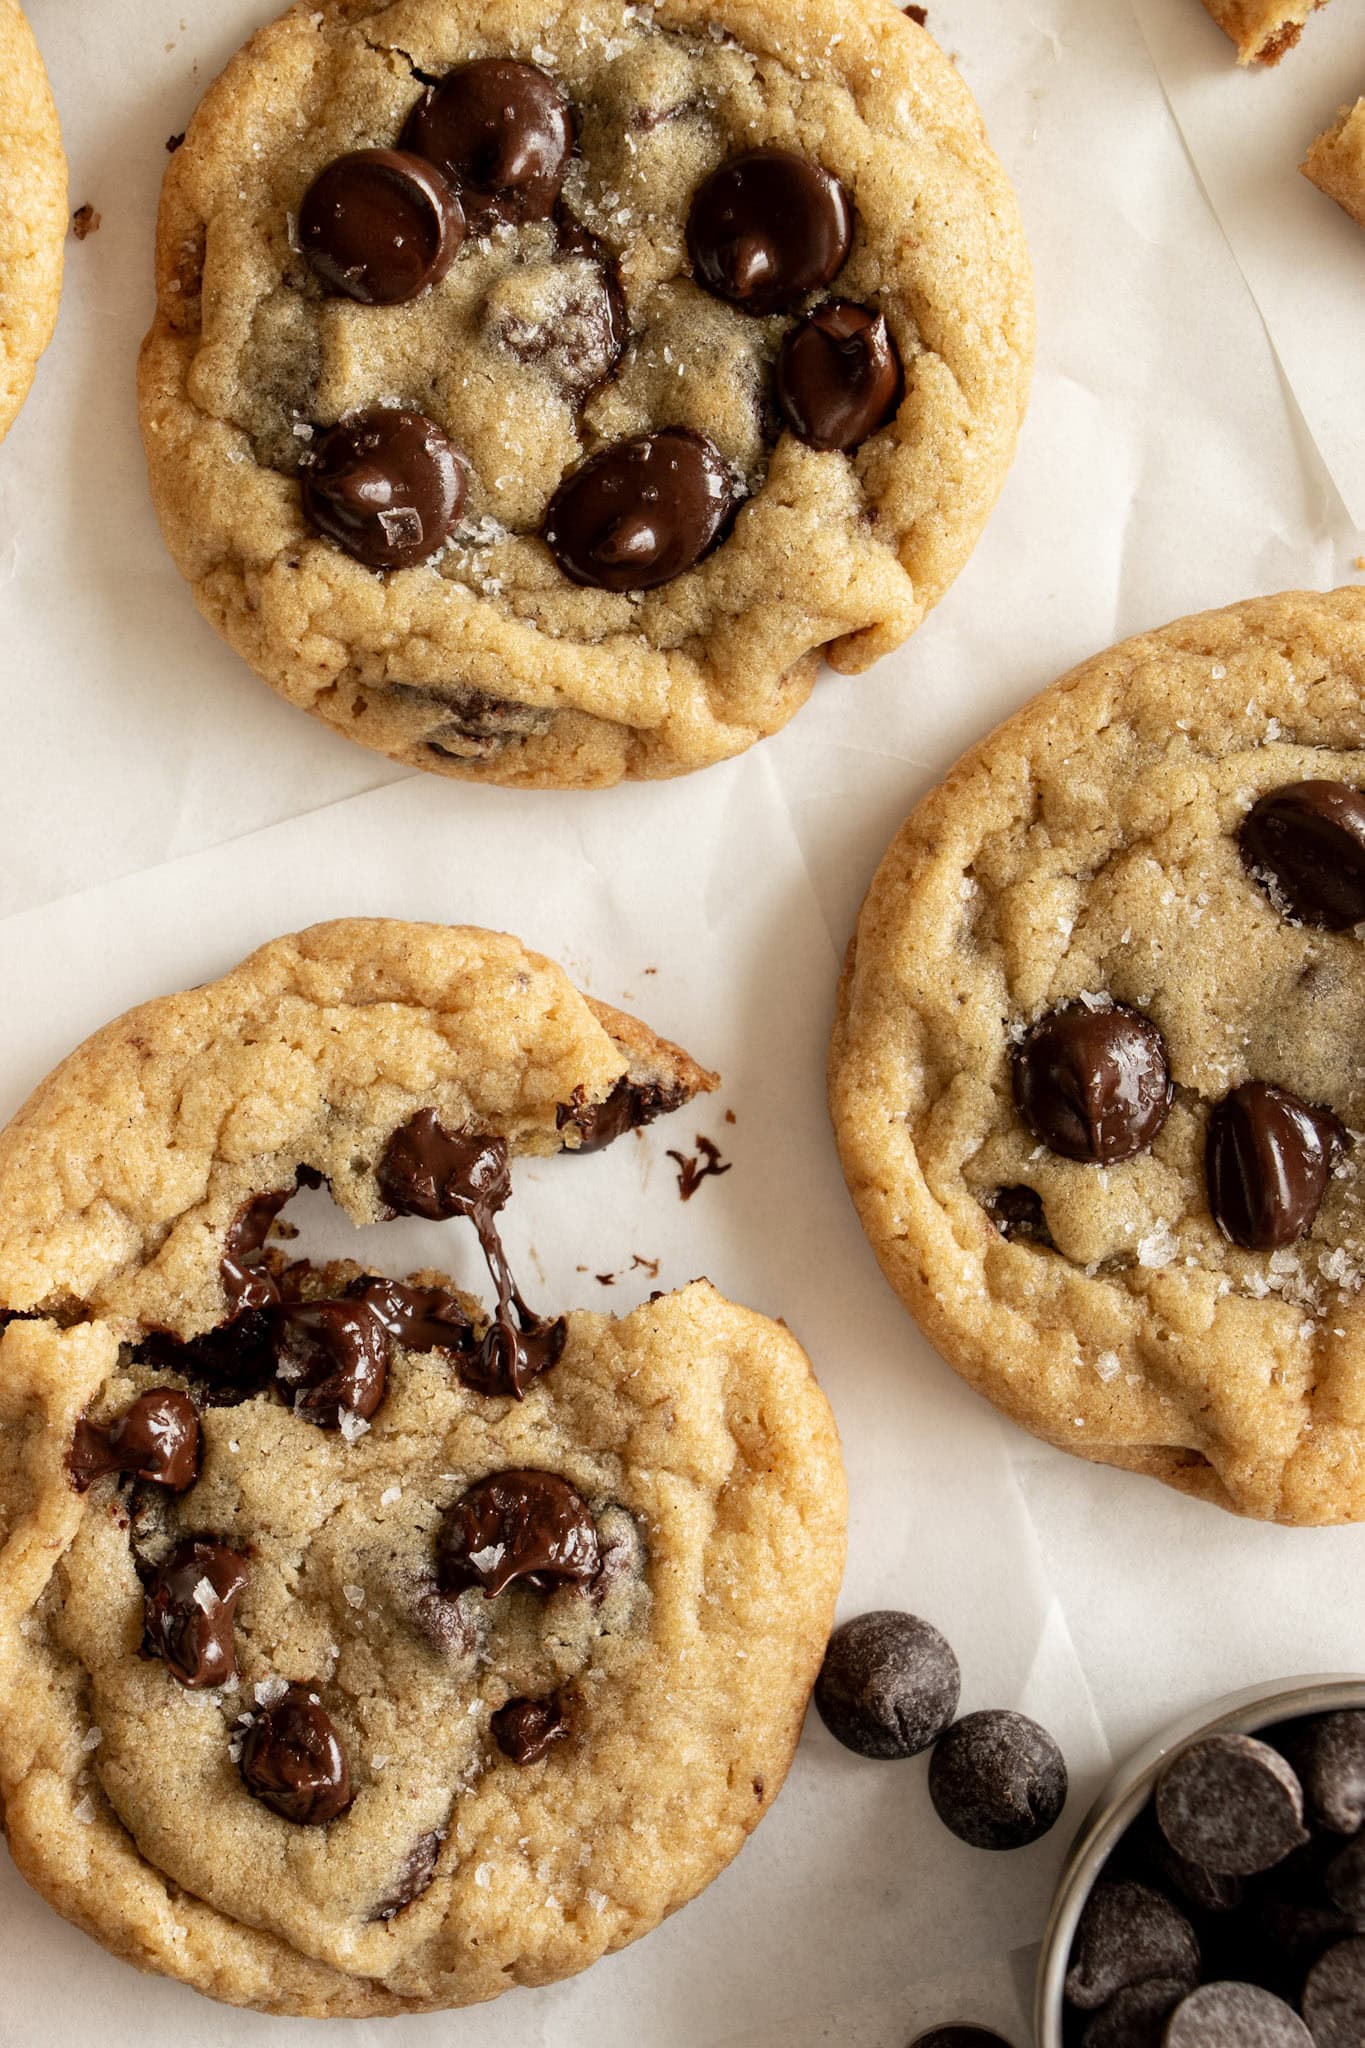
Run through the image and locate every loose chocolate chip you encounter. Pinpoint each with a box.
[686,148,853,315]
[378,1110,510,1223]
[1325,1834,1365,1919]
[1065,1880,1200,2010]
[492,1693,572,1764]
[438,1470,599,1597]
[1205,1081,1346,1252]
[776,301,903,452]
[70,1389,201,1494]
[402,61,573,231]
[556,1075,690,1153]
[1282,1710,1365,1834]
[981,1185,1054,1248]
[1163,1982,1313,2047]
[1303,1937,1365,2048]
[1012,1003,1172,1165]
[370,1830,443,1920]
[910,2031,1014,2048]
[301,408,466,570]
[222,1190,292,1315]
[927,1709,1067,1851]
[1156,1735,1308,1877]
[814,1611,960,1760]
[239,1683,352,1826]
[144,1536,248,1689]
[1239,781,1365,930]
[1080,1980,1189,2048]
[544,428,738,593]
[273,1296,389,1426]
[298,148,464,304]
[360,1277,475,1358]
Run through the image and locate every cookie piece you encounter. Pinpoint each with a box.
[1303,101,1365,232]
[0,0,67,441]
[137,0,1032,790]
[829,588,1365,1524]
[0,920,847,2017]
[1199,1,1330,65]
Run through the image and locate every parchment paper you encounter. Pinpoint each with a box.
[1,0,1364,2041]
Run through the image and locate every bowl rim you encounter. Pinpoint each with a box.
[1032,1672,1365,2044]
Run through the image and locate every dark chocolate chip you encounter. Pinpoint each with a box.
[1065,1880,1200,2010]
[222,1190,292,1315]
[1205,1082,1346,1251]
[1281,1710,1365,1834]
[1080,1980,1188,2048]
[1155,1734,1308,1876]
[1239,781,1365,930]
[299,148,464,304]
[461,1311,566,1400]
[378,1110,510,1223]
[70,1389,201,1494]
[1303,1937,1365,2048]
[1163,1982,1313,2047]
[144,1536,248,1689]
[401,61,573,232]
[492,1692,572,1764]
[437,1470,599,1597]
[814,1610,960,1760]
[981,1185,1054,1249]
[1141,1817,1246,1915]
[1012,1003,1172,1165]
[556,1075,690,1153]
[273,1296,389,1426]
[686,148,853,315]
[360,1277,475,1358]
[1325,1834,1365,1919]
[776,301,903,451]
[239,1683,352,1826]
[370,1830,443,1920]
[927,1709,1067,1851]
[301,408,466,569]
[910,2031,1014,2048]
[544,428,738,593]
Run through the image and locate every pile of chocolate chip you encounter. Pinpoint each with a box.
[289,58,903,587]
[992,783,1365,1254]
[1063,1715,1365,2045]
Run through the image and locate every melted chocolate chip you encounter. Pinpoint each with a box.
[1240,781,1365,930]
[137,1311,278,1407]
[814,1611,960,1760]
[299,148,464,304]
[1064,1880,1200,2010]
[982,1185,1054,1248]
[70,1389,200,1494]
[927,1709,1068,1851]
[1156,1734,1309,1877]
[492,1692,572,1764]
[687,148,853,315]
[402,61,573,232]
[222,1190,292,1315]
[378,1112,566,1398]
[544,429,738,593]
[144,1536,248,1688]
[361,1277,475,1358]
[302,408,466,569]
[556,1075,690,1152]
[1205,1081,1346,1251]
[776,301,903,451]
[370,1830,443,1920]
[437,1470,599,1597]
[1012,1003,1172,1165]
[239,1683,352,1825]
[1281,1710,1365,1834]
[1164,1983,1312,2047]
[273,1296,389,1426]
[1303,1937,1365,2047]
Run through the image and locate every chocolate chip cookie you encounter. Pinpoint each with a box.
[0,0,67,441]
[829,587,1365,1524]
[1199,1,1331,65]
[0,920,846,2014]
[137,0,1031,788]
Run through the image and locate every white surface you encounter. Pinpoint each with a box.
[0,0,1362,2042]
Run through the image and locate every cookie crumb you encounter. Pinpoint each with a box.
[166,132,185,153]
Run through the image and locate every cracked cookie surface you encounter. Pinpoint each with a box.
[0,0,66,442]
[829,588,1365,1525]
[137,0,1031,788]
[0,919,846,2014]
